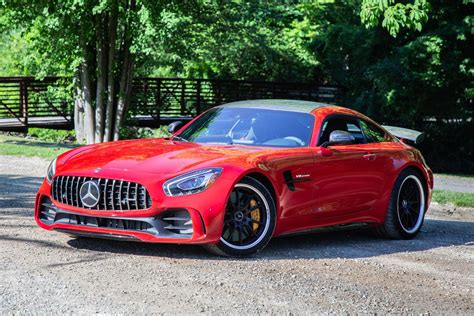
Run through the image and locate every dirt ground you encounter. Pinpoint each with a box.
[0,155,472,314]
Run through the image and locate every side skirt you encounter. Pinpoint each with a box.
[277,222,374,238]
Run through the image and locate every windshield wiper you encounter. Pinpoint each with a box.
[172,136,188,142]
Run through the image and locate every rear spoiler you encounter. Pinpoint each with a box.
[382,125,425,144]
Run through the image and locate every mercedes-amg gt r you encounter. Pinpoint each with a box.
[35,100,433,256]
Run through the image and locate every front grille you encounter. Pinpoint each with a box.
[52,176,152,211]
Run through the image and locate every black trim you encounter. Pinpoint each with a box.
[55,229,141,241]
[39,197,193,239]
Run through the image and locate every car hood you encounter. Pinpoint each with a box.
[58,138,264,176]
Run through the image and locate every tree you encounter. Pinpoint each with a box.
[1,0,173,143]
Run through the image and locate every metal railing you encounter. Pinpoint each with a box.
[0,76,343,131]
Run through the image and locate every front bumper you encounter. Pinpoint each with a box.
[34,173,235,244]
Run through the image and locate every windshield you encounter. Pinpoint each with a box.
[177,107,315,147]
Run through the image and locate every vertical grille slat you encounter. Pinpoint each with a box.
[112,180,116,211]
[51,176,151,211]
[134,183,138,210]
[119,180,123,211]
[74,177,80,206]
[126,182,131,210]
[60,176,65,204]
[64,176,70,205]
[103,179,108,210]
[54,177,59,201]
[69,177,74,206]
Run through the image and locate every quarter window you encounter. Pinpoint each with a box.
[318,116,365,145]
[360,120,387,143]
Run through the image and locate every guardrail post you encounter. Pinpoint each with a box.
[196,79,201,115]
[180,79,186,116]
[155,78,161,123]
[19,79,28,130]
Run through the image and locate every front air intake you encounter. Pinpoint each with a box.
[159,209,193,236]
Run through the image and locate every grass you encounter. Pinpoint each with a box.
[0,134,77,160]
[437,173,474,179]
[432,190,474,208]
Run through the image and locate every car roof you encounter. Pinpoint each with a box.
[217,99,330,113]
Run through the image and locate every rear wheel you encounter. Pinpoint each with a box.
[205,177,276,256]
[376,169,426,239]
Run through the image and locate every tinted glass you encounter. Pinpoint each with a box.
[318,117,364,145]
[360,120,387,143]
[178,107,315,147]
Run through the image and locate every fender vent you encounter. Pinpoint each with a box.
[283,170,295,191]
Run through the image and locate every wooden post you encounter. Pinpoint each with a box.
[155,78,161,124]
[180,79,186,116]
[19,79,28,131]
[196,79,201,115]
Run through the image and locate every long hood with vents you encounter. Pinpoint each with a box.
[56,138,270,177]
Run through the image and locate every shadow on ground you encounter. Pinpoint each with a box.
[0,174,43,214]
[60,218,473,260]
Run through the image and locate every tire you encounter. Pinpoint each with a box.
[375,169,427,239]
[205,177,276,257]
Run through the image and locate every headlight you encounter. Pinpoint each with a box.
[46,158,57,183]
[163,168,222,196]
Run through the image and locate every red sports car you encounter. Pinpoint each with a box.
[35,100,433,256]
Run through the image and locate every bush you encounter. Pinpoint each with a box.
[418,122,474,174]
[154,126,171,138]
[119,126,154,140]
[28,128,75,143]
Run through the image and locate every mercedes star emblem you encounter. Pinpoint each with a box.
[79,181,100,208]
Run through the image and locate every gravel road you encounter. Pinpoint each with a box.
[0,155,473,314]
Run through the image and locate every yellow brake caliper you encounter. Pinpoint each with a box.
[250,199,260,232]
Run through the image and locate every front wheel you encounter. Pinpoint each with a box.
[375,169,427,239]
[205,177,276,256]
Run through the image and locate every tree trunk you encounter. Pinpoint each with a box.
[113,44,133,141]
[80,59,96,144]
[73,74,86,143]
[104,4,118,142]
[94,14,108,143]
[72,1,138,144]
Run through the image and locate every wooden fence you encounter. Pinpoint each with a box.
[0,77,343,131]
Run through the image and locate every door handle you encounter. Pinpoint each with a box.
[363,153,376,161]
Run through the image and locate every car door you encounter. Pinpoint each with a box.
[312,115,386,217]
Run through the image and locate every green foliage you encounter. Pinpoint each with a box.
[361,0,430,37]
[433,190,474,208]
[313,0,473,122]
[119,126,154,140]
[28,128,76,143]
[154,126,171,138]
[140,1,319,81]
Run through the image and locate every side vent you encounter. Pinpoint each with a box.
[39,197,57,224]
[160,209,193,236]
[283,170,295,191]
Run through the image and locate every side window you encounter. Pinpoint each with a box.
[318,116,364,145]
[359,119,387,143]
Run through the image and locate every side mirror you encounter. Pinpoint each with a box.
[322,130,355,147]
[167,121,183,134]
